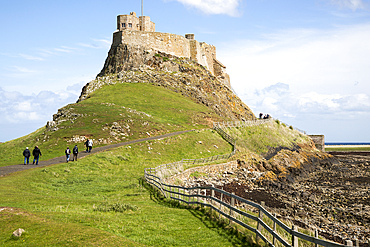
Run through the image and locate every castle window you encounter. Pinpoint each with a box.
[128,23,132,28]
[122,23,126,28]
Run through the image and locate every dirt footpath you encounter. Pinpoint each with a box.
[0,130,192,177]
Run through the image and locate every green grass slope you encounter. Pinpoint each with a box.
[0,130,250,246]
[0,83,227,167]
[224,120,311,155]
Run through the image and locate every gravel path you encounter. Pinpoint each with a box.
[0,130,193,177]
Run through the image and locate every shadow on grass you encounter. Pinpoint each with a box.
[139,177,257,247]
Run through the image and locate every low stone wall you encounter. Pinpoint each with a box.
[308,135,325,152]
[164,161,237,185]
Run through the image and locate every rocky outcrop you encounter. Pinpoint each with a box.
[97,44,156,76]
[78,45,255,121]
[170,151,370,245]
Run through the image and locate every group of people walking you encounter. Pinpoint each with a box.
[22,146,42,165]
[22,138,93,165]
[259,113,271,119]
[65,145,79,163]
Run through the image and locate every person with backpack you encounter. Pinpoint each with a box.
[23,147,31,165]
[32,146,42,165]
[65,147,71,163]
[72,145,78,161]
[84,139,89,152]
[87,139,93,153]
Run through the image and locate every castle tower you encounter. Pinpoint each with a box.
[117,12,155,32]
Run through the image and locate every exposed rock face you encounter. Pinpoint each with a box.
[171,151,370,245]
[78,45,255,121]
[98,44,155,76]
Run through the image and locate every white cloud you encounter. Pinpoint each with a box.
[19,54,45,61]
[54,47,74,53]
[329,0,365,10]
[173,0,242,16]
[0,86,81,141]
[219,23,370,97]
[78,38,111,49]
[9,66,38,74]
[4,66,39,78]
[0,87,77,125]
[14,101,34,111]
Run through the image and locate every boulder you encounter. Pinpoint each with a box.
[12,228,25,237]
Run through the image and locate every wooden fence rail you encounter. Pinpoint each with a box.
[144,171,352,247]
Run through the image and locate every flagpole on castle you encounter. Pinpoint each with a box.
[141,0,143,16]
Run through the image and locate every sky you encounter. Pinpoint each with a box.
[0,0,369,143]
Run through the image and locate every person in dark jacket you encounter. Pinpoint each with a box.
[32,146,42,165]
[72,145,78,161]
[23,147,31,165]
[84,139,89,152]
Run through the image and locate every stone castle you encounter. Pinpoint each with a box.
[112,12,230,87]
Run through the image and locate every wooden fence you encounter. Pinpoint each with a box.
[144,120,354,246]
[144,169,355,247]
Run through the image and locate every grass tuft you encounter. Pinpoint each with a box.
[93,202,138,212]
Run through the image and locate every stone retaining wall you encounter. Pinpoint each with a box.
[164,161,237,185]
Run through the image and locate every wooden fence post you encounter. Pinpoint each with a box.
[273,213,277,246]
[219,189,223,220]
[292,225,298,247]
[315,228,318,247]
[256,201,265,243]
[211,185,215,207]
[230,193,235,224]
[187,189,190,204]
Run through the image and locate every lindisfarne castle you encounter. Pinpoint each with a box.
[102,12,230,87]
[80,11,254,121]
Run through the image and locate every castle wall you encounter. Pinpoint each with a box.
[112,29,228,80]
[113,30,191,59]
[200,43,216,76]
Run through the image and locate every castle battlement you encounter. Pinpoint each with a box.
[113,13,230,87]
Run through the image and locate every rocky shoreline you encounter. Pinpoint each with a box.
[178,153,370,246]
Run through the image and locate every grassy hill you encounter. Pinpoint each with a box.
[0,83,227,168]
[0,50,320,246]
